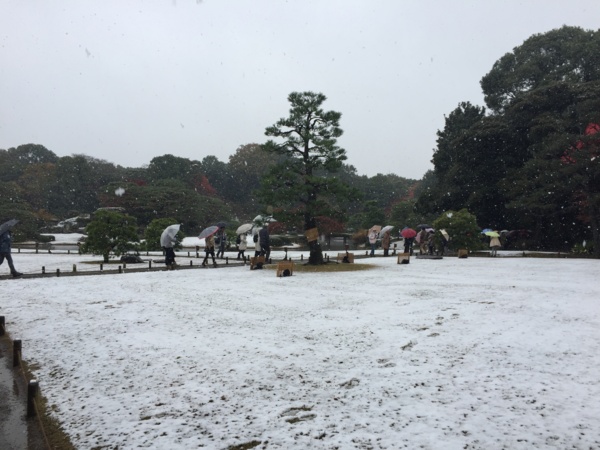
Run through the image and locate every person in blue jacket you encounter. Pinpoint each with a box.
[0,228,23,278]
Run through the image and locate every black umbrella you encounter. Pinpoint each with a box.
[0,219,19,235]
[416,224,430,230]
[217,221,227,228]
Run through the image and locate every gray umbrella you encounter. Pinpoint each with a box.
[0,219,19,235]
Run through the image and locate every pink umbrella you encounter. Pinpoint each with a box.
[198,225,219,240]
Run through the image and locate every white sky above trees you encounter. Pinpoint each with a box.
[1,0,598,178]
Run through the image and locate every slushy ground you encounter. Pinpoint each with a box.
[2,250,599,449]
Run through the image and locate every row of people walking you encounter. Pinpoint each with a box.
[201,224,271,267]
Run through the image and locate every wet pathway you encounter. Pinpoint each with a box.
[0,332,47,449]
[0,334,28,449]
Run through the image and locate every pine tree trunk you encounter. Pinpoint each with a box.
[305,213,324,265]
[308,240,324,265]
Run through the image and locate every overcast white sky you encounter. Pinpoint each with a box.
[1,1,598,179]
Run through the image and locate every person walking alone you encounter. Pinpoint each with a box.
[0,224,23,278]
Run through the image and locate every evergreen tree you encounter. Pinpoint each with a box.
[81,210,139,262]
[258,91,355,264]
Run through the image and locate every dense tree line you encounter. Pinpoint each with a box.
[417,26,600,256]
[0,142,417,242]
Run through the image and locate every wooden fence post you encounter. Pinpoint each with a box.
[42,266,45,274]
[72,264,77,273]
[13,339,22,367]
[56,268,60,277]
[118,266,122,273]
[0,316,5,336]
[148,261,152,269]
[27,380,39,417]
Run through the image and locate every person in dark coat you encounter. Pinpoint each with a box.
[403,237,414,255]
[215,227,226,259]
[162,235,177,270]
[0,229,23,277]
[259,225,271,261]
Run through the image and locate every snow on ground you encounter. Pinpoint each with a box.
[2,252,600,449]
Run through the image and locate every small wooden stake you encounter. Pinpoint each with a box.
[27,380,39,417]
[13,339,22,367]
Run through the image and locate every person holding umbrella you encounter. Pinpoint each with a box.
[202,234,217,267]
[160,224,180,270]
[487,231,502,257]
[259,224,271,262]
[215,225,227,259]
[382,230,391,256]
[401,227,417,255]
[0,219,23,278]
[368,228,378,256]
[236,233,247,260]
[417,228,428,255]
[198,225,219,267]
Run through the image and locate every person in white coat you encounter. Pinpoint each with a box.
[237,233,248,260]
[254,231,262,257]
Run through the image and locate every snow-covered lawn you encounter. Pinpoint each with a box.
[2,252,599,449]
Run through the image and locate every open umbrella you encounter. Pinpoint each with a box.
[160,224,180,247]
[481,228,492,234]
[217,221,227,228]
[253,215,276,226]
[401,227,417,239]
[440,229,450,240]
[379,225,394,237]
[236,223,253,235]
[484,231,500,237]
[198,225,219,240]
[417,224,430,230]
[0,218,19,235]
[369,225,382,235]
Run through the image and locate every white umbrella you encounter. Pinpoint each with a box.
[160,224,180,248]
[236,223,253,235]
[369,225,381,235]
[379,225,394,237]
[253,215,276,225]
